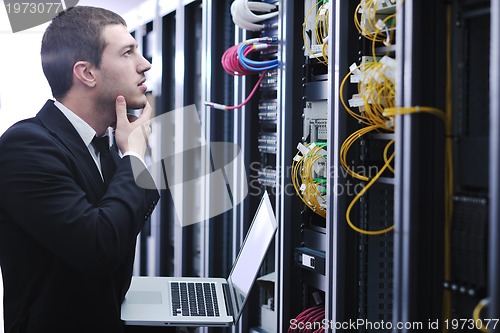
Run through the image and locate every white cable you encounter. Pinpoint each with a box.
[240,0,278,21]
[230,0,279,31]
[231,3,264,30]
[231,5,261,30]
[231,0,271,30]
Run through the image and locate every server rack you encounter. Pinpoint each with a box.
[275,0,305,331]
[393,1,494,332]
[393,0,447,329]
[124,0,499,332]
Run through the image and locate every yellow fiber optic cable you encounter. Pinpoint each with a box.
[345,140,395,235]
[292,143,327,218]
[303,1,328,65]
[383,106,446,121]
[472,298,489,333]
[340,125,385,181]
[384,138,395,174]
[340,65,372,125]
[355,0,389,43]
[343,0,398,236]
[443,4,454,332]
[341,59,395,130]
[371,13,397,58]
[316,3,329,62]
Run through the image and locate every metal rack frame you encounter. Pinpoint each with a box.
[489,0,500,328]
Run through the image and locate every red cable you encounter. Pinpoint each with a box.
[221,44,257,76]
[307,308,325,333]
[224,71,267,110]
[289,305,325,333]
[221,44,250,76]
[293,306,319,322]
[208,40,275,110]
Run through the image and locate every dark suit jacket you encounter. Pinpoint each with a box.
[0,100,160,333]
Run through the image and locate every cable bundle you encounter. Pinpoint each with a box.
[230,0,279,31]
[221,37,278,76]
[340,4,447,235]
[339,6,398,235]
[354,0,396,45]
[206,37,278,110]
[292,142,327,218]
[303,0,329,64]
[342,57,396,129]
[339,56,396,185]
[288,304,325,333]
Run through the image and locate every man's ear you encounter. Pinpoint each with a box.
[73,61,96,88]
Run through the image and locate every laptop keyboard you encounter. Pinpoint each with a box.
[170,282,220,317]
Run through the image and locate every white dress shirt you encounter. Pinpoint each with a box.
[54,100,152,184]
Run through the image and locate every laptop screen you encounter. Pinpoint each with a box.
[227,191,277,320]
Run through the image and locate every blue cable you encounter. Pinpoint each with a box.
[237,43,278,72]
[239,43,278,68]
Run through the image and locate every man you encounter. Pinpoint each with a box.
[0,6,160,333]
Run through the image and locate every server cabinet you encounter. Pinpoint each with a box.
[125,0,499,332]
[394,0,494,332]
[393,0,447,329]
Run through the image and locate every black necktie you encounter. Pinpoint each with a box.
[92,136,114,186]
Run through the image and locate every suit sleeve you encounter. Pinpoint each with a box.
[0,125,160,275]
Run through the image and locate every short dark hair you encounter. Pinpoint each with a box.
[41,6,126,99]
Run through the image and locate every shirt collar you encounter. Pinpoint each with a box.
[53,100,97,148]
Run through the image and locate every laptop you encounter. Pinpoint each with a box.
[121,191,277,327]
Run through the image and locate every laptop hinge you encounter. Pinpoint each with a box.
[222,283,235,317]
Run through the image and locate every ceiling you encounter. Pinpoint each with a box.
[76,0,145,16]
[0,0,147,32]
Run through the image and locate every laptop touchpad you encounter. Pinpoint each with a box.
[126,291,162,304]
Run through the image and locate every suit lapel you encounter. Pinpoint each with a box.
[36,100,107,198]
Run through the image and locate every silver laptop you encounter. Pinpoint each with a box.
[121,191,277,327]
